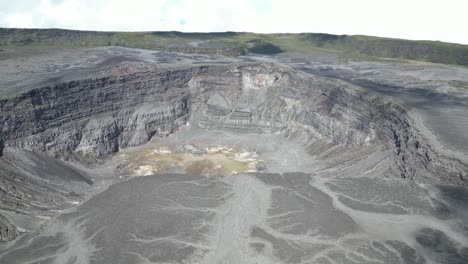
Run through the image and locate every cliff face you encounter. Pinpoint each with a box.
[374,101,467,184]
[0,66,204,156]
[191,64,373,146]
[0,62,466,184]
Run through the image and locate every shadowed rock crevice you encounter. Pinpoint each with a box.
[0,138,3,156]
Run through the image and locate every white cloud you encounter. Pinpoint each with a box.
[3,13,35,28]
[0,0,467,44]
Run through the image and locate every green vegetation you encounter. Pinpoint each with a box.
[305,34,468,66]
[1,28,468,66]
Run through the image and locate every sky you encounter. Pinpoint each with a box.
[0,0,467,45]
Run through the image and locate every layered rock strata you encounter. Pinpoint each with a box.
[0,62,466,185]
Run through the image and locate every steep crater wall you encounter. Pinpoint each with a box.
[0,67,203,156]
[0,62,466,184]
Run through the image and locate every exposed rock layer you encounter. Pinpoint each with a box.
[0,62,466,185]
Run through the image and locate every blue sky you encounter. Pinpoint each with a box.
[1,0,467,44]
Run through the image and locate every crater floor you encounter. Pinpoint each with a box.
[1,47,468,264]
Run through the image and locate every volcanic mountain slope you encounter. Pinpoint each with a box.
[2,28,468,66]
[0,36,467,263]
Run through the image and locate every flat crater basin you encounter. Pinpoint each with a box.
[118,144,263,176]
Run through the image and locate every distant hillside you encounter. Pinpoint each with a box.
[0,28,283,56]
[300,33,468,66]
[1,28,468,66]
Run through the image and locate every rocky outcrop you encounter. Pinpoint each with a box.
[372,99,467,184]
[0,62,466,184]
